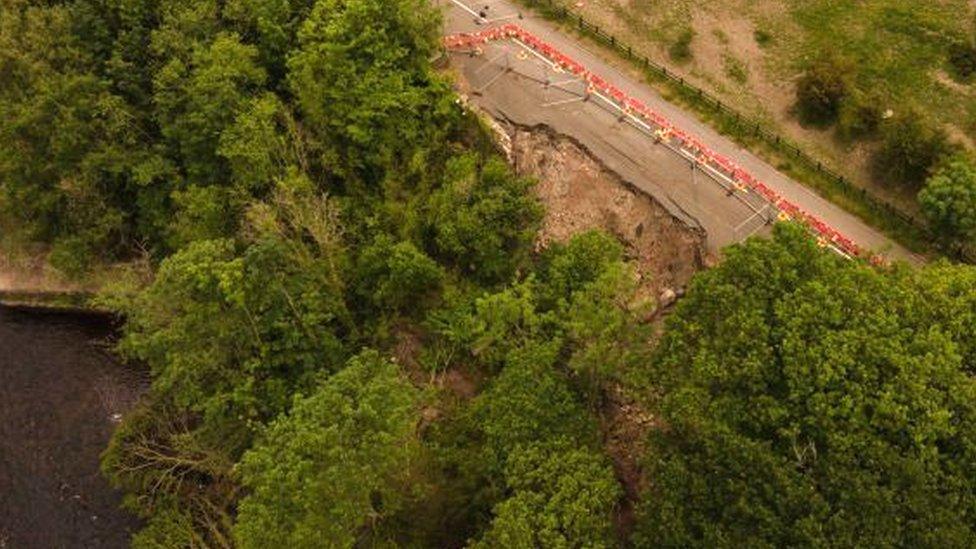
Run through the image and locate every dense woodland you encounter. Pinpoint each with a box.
[4,0,976,547]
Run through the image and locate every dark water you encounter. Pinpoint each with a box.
[0,306,147,548]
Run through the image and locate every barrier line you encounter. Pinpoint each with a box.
[445,24,870,261]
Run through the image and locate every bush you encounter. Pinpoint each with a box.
[754,29,773,47]
[669,29,695,62]
[795,58,849,125]
[837,90,883,140]
[49,236,95,278]
[874,114,953,188]
[949,42,976,79]
[918,155,976,245]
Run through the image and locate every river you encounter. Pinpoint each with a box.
[0,305,146,548]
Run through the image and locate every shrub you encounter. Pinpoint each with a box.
[918,155,976,245]
[949,42,976,79]
[724,54,748,84]
[754,29,773,47]
[874,114,953,188]
[837,90,883,140]
[49,236,94,278]
[669,28,695,62]
[795,58,849,125]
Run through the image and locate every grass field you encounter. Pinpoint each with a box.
[545,0,976,213]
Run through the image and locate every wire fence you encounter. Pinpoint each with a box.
[518,0,976,260]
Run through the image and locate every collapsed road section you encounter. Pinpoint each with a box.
[445,23,869,260]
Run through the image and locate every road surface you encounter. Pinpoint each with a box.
[439,0,921,263]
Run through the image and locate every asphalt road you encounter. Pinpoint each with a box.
[439,0,922,263]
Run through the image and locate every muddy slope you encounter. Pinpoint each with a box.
[509,123,706,294]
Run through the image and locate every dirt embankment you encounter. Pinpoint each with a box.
[494,121,707,538]
[508,123,706,296]
[0,251,94,295]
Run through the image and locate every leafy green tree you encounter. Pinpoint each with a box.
[537,230,625,306]
[217,93,297,193]
[0,1,151,269]
[563,261,650,402]
[913,262,976,372]
[429,343,606,545]
[234,350,420,549]
[795,57,849,125]
[108,179,350,446]
[427,155,543,284]
[919,155,976,245]
[286,0,452,182]
[473,442,621,549]
[354,233,444,315]
[225,0,317,80]
[469,345,598,463]
[153,32,267,184]
[875,113,953,188]
[635,224,976,548]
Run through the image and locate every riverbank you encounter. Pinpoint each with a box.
[0,306,147,548]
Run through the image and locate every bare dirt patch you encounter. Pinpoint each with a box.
[508,124,706,295]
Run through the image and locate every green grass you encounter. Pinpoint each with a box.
[723,54,748,84]
[787,1,972,133]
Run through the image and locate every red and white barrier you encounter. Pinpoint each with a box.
[445,24,869,260]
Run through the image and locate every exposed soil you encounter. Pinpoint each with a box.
[0,253,77,294]
[500,121,705,532]
[602,384,657,540]
[508,123,706,296]
[0,306,148,548]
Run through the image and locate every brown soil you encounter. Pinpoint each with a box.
[0,253,77,294]
[501,122,705,532]
[508,124,706,296]
[601,384,657,539]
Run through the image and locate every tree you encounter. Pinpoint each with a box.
[217,93,297,194]
[224,0,317,81]
[473,442,621,549]
[286,0,452,183]
[537,230,652,400]
[234,350,420,549]
[795,57,849,125]
[874,114,953,188]
[353,233,444,315]
[919,155,976,245]
[427,155,543,284]
[0,0,152,270]
[634,224,976,547]
[537,230,625,306]
[107,178,351,448]
[153,32,267,184]
[429,343,608,545]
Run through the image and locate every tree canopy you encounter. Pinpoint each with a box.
[234,351,421,548]
[919,155,976,246]
[636,224,976,547]
[9,0,976,547]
